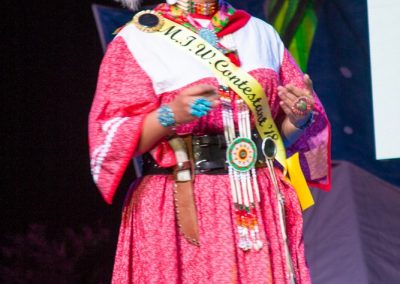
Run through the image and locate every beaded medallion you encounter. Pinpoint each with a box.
[227,137,257,172]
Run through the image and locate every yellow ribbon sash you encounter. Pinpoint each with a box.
[132,15,314,210]
[158,18,287,167]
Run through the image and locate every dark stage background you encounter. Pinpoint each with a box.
[2,0,134,282]
[2,0,126,233]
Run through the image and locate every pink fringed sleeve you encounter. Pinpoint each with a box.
[89,37,176,204]
[279,49,331,190]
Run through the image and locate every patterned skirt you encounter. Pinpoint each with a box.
[111,167,311,284]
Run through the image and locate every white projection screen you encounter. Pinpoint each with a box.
[368,0,400,160]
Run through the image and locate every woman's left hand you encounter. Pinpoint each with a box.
[277,74,315,128]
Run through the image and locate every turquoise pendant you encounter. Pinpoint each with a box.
[198,28,218,48]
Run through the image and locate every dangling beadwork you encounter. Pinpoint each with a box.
[220,85,263,252]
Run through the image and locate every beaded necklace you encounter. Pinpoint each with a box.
[155,2,236,52]
[156,1,234,31]
[176,0,218,16]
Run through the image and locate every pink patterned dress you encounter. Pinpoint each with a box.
[89,5,330,284]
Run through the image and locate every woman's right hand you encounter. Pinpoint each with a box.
[168,84,219,124]
[138,85,219,154]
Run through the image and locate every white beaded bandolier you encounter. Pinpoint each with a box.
[220,85,263,251]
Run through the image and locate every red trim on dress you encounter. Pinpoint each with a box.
[217,10,251,38]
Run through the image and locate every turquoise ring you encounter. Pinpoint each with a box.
[190,98,212,117]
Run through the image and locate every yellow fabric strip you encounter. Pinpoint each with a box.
[287,153,315,210]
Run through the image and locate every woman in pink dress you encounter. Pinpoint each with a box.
[89,0,330,283]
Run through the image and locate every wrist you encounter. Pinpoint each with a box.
[157,104,176,128]
[292,112,314,130]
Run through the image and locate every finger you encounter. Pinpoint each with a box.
[277,85,287,93]
[279,101,294,116]
[190,108,207,118]
[193,97,212,107]
[278,86,292,99]
[211,98,220,108]
[304,74,313,94]
[285,84,309,98]
[190,84,218,97]
[282,105,312,122]
[191,103,211,112]
[191,94,219,107]
[182,84,216,97]
[278,93,296,108]
[202,89,218,97]
[204,92,220,102]
[279,89,298,103]
[203,93,221,109]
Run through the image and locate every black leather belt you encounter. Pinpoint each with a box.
[142,133,266,175]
